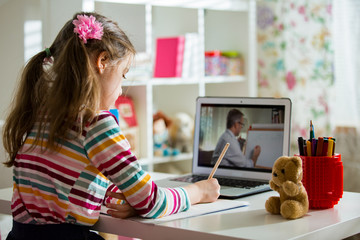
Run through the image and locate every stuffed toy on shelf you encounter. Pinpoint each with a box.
[265,156,309,219]
[153,111,179,157]
[168,112,194,153]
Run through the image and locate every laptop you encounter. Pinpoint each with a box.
[155,97,292,199]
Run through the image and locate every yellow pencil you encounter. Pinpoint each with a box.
[208,143,230,179]
[327,139,334,156]
[306,140,312,156]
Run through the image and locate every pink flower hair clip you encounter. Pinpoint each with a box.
[73,14,104,44]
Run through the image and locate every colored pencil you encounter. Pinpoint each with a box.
[208,143,230,179]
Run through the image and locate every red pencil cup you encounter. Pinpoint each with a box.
[296,154,343,209]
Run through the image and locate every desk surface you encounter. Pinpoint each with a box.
[1,176,360,240]
[93,191,360,240]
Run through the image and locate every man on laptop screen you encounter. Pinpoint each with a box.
[211,108,261,168]
[156,97,292,199]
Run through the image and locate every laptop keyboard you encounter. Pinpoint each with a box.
[172,175,268,189]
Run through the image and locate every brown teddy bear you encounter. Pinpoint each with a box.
[265,156,309,219]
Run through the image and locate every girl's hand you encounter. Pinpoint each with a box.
[184,178,220,204]
[105,191,137,219]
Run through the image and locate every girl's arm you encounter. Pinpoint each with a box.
[85,112,219,219]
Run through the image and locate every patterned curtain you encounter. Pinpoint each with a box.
[257,0,333,154]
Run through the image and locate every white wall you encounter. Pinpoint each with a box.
[0,0,83,187]
[0,120,12,189]
[0,0,26,121]
[0,0,42,188]
[0,0,83,121]
[42,0,83,47]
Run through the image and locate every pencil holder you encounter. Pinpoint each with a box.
[296,154,343,209]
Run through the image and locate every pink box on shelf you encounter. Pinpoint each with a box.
[153,36,185,78]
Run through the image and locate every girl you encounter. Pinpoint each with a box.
[2,12,220,240]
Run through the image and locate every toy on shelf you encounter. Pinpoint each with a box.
[168,112,194,153]
[114,96,139,156]
[265,156,309,220]
[153,111,179,157]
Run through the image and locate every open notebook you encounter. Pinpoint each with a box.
[156,97,292,199]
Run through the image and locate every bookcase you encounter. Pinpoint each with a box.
[93,0,257,172]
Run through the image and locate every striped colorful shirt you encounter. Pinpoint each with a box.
[11,111,190,225]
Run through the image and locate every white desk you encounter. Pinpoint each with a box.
[1,181,360,239]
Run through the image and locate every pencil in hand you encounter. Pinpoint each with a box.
[208,143,230,179]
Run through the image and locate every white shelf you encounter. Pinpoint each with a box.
[204,75,246,84]
[122,80,148,87]
[123,75,246,87]
[93,0,257,171]
[151,78,199,86]
[95,0,250,11]
[138,153,192,166]
[153,153,193,164]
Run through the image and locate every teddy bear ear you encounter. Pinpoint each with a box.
[291,156,303,181]
[291,156,302,168]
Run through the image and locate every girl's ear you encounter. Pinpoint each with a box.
[96,51,109,74]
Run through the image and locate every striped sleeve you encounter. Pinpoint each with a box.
[84,112,190,218]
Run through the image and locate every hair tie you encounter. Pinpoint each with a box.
[43,48,53,65]
[72,14,104,44]
[45,48,51,57]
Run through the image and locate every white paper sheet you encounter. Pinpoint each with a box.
[101,199,248,224]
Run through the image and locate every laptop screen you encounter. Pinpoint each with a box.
[192,97,292,178]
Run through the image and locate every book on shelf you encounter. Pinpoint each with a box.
[182,33,200,79]
[153,36,185,78]
[126,52,152,80]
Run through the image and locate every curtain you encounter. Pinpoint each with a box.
[332,0,360,127]
[256,0,334,154]
[332,0,360,192]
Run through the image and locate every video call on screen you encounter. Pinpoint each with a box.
[197,104,286,173]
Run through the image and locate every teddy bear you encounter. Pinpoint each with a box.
[265,156,309,219]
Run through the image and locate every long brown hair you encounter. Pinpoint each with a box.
[3,12,135,167]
